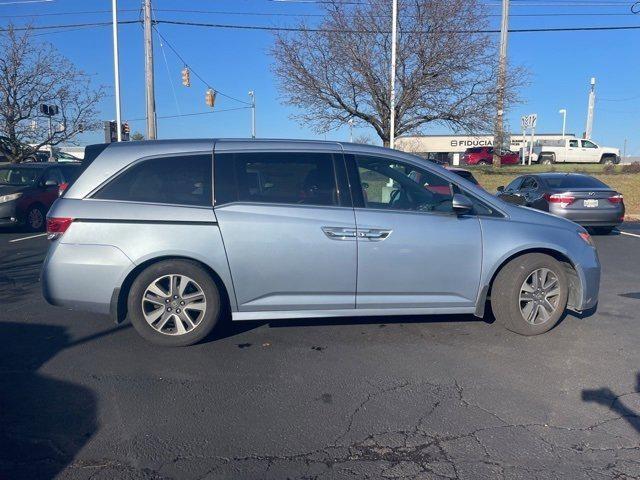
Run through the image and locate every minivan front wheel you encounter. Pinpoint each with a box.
[491,253,569,335]
[128,260,221,346]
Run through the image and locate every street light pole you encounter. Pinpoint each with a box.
[112,0,122,142]
[389,0,398,149]
[248,91,256,139]
[493,0,510,167]
[558,109,567,138]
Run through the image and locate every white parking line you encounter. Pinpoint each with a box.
[620,231,640,239]
[9,233,47,243]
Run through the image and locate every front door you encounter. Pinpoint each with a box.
[581,140,600,162]
[347,154,482,310]
[214,149,357,312]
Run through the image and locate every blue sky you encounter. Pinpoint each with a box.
[5,0,640,155]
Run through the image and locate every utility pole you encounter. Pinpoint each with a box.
[492,0,510,168]
[144,0,157,139]
[248,91,256,139]
[112,0,122,141]
[389,0,398,149]
[585,77,596,140]
[348,118,354,142]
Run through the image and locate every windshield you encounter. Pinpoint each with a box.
[0,167,40,186]
[544,175,608,189]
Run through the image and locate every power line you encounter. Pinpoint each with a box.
[2,8,637,19]
[126,106,251,122]
[4,18,640,35]
[153,18,640,34]
[151,25,251,105]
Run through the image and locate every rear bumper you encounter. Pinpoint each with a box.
[551,204,625,227]
[41,241,134,315]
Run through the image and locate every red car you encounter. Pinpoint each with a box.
[460,147,519,166]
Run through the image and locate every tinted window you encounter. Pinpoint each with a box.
[466,148,482,153]
[94,154,212,206]
[569,140,579,148]
[582,140,597,149]
[0,167,41,186]
[505,177,523,191]
[451,170,478,185]
[356,155,453,213]
[543,175,608,189]
[233,152,338,206]
[42,168,63,185]
[58,165,82,183]
[521,177,538,190]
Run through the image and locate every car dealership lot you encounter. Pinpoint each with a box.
[1,227,639,479]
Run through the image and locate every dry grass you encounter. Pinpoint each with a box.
[466,164,640,215]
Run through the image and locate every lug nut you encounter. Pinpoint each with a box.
[167,307,172,312]
[176,309,181,313]
[180,301,185,305]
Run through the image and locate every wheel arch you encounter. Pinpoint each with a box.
[539,151,556,162]
[475,247,581,318]
[112,255,233,324]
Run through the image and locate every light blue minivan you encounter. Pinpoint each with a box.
[42,139,600,346]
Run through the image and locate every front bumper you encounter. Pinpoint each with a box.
[572,246,600,312]
[0,201,19,226]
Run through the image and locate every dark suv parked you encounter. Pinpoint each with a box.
[0,163,82,231]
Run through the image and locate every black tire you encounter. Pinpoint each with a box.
[600,155,616,165]
[24,205,46,232]
[539,153,554,165]
[591,226,614,235]
[477,160,490,166]
[491,253,569,336]
[127,259,221,346]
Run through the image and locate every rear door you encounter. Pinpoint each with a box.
[566,139,580,162]
[346,153,482,310]
[214,145,357,312]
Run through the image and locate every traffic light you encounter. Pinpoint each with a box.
[104,121,117,143]
[205,89,216,108]
[181,67,190,87]
[121,122,130,141]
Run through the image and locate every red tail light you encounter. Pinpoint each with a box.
[47,217,73,240]
[544,193,575,208]
[58,182,69,197]
[608,194,623,204]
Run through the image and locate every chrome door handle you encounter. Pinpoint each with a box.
[322,226,357,240]
[358,229,392,241]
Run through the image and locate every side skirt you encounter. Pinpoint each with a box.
[232,306,476,322]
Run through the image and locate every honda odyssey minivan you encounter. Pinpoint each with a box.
[42,139,600,346]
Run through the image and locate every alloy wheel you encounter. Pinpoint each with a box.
[141,274,207,335]
[28,208,44,230]
[518,268,561,325]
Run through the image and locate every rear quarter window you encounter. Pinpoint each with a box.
[93,154,212,206]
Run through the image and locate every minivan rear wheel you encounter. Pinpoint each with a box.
[491,253,569,335]
[128,259,221,346]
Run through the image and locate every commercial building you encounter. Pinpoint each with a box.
[396,133,573,165]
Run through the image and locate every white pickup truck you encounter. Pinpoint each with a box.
[529,138,620,165]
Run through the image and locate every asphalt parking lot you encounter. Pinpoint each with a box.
[1,225,639,480]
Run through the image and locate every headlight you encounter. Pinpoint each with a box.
[0,193,22,203]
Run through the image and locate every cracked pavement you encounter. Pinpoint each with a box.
[1,226,639,479]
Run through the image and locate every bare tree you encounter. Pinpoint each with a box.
[272,0,524,146]
[0,25,106,162]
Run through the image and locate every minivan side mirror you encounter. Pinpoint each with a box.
[452,193,473,215]
[496,185,505,193]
